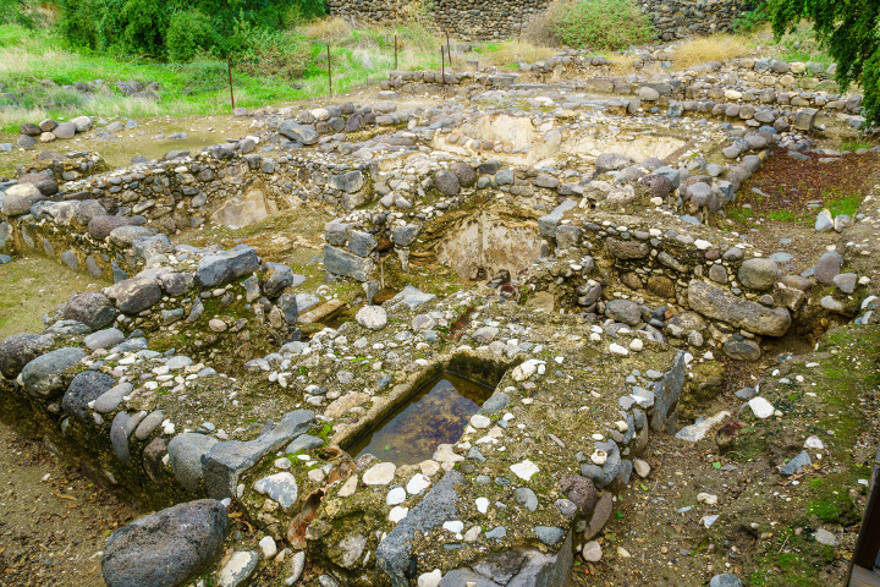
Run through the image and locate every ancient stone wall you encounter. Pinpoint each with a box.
[326,0,749,40]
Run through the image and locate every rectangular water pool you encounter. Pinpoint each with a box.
[347,371,494,465]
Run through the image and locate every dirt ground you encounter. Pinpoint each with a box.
[0,421,135,586]
[0,256,107,339]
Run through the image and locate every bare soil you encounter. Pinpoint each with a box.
[0,256,108,339]
[0,422,135,586]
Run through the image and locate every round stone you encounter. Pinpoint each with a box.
[356,305,387,330]
[582,540,602,562]
[363,462,396,485]
[386,487,406,505]
[738,258,779,291]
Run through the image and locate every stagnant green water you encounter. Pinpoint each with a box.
[349,372,493,465]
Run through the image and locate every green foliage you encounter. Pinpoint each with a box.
[57,0,327,61]
[57,0,99,49]
[120,0,172,58]
[548,0,655,50]
[236,26,314,79]
[0,0,39,28]
[166,9,217,62]
[731,4,769,34]
[767,0,880,127]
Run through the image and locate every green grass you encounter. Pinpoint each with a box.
[766,209,803,222]
[777,22,835,66]
[0,22,442,126]
[825,193,862,217]
[840,140,872,152]
[726,206,755,223]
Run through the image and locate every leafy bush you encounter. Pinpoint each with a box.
[533,0,655,50]
[119,0,171,58]
[57,0,100,49]
[166,9,217,62]
[57,0,328,61]
[237,27,314,80]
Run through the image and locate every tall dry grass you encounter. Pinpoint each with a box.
[299,16,352,42]
[473,40,557,67]
[671,34,751,68]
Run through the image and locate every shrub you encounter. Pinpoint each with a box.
[532,0,655,50]
[57,0,327,61]
[57,0,99,49]
[166,9,217,62]
[238,28,314,80]
[119,0,170,58]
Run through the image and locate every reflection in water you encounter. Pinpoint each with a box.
[350,372,491,465]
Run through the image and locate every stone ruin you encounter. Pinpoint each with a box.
[0,45,879,587]
[326,0,749,41]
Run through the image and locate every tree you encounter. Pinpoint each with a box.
[767,0,880,127]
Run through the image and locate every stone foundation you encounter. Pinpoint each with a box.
[326,0,750,40]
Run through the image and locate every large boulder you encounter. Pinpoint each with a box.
[20,347,85,397]
[167,433,220,492]
[449,161,476,188]
[814,251,843,284]
[687,280,791,336]
[606,237,649,260]
[102,499,228,587]
[105,277,162,314]
[1,183,45,216]
[604,299,641,326]
[53,122,76,139]
[70,115,92,132]
[324,244,375,281]
[74,200,106,226]
[109,225,153,248]
[434,169,460,196]
[595,152,633,173]
[0,333,54,379]
[738,258,779,291]
[262,262,294,298]
[88,215,137,240]
[328,170,365,193]
[196,245,260,287]
[62,370,116,423]
[278,120,318,145]
[63,292,117,329]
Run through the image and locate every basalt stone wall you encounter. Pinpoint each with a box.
[326,0,749,40]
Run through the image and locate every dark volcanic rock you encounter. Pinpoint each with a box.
[102,499,228,587]
[0,333,54,379]
[63,292,117,329]
[63,370,116,423]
